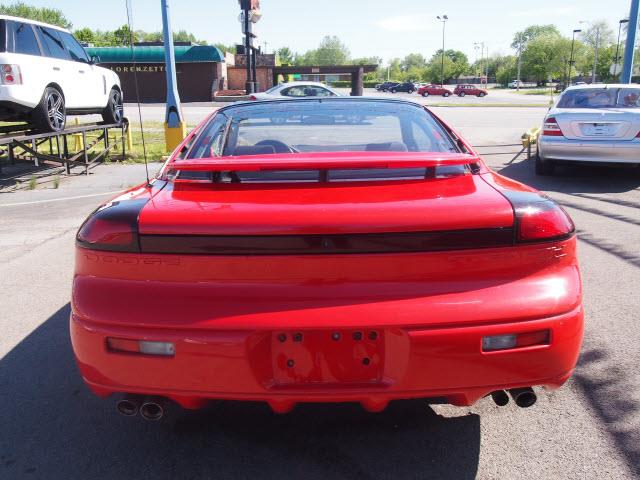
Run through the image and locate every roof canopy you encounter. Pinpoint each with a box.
[85,45,225,63]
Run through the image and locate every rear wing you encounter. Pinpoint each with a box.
[163,152,483,174]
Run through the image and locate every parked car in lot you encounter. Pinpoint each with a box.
[454,84,488,97]
[71,97,582,419]
[0,15,122,132]
[417,84,452,97]
[388,81,416,93]
[249,81,339,100]
[375,81,399,92]
[508,79,524,89]
[537,84,640,175]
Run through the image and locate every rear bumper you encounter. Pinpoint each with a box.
[70,305,583,411]
[539,136,640,164]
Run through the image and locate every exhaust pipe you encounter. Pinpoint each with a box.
[116,394,142,416]
[140,397,165,421]
[490,390,510,407]
[509,387,537,408]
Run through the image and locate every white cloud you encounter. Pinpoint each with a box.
[508,7,577,17]
[375,15,434,32]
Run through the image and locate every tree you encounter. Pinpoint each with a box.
[74,27,95,44]
[425,49,469,83]
[301,36,350,65]
[276,47,294,65]
[401,53,427,71]
[0,2,70,28]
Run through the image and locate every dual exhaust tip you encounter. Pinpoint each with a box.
[491,387,537,408]
[116,395,165,420]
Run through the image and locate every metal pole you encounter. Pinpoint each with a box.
[622,0,639,83]
[614,19,629,78]
[592,28,600,83]
[161,0,185,150]
[441,20,445,86]
[516,44,522,91]
[244,7,253,93]
[569,30,580,86]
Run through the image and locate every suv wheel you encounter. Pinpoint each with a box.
[102,88,123,124]
[32,87,66,133]
[535,154,555,176]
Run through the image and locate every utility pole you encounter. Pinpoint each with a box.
[474,43,480,79]
[161,0,186,151]
[622,0,640,83]
[437,15,448,86]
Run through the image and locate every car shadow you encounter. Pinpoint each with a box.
[0,304,480,480]
[574,348,640,478]
[496,155,640,195]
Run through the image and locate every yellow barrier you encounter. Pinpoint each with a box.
[72,118,84,150]
[521,127,541,148]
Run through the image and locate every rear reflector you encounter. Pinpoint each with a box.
[107,338,175,356]
[542,117,563,137]
[499,190,574,243]
[482,330,550,352]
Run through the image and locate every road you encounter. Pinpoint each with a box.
[1,105,638,479]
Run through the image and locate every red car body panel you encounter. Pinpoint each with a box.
[417,85,452,96]
[70,101,583,413]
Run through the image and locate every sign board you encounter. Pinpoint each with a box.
[480,76,487,84]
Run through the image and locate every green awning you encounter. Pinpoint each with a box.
[85,45,225,63]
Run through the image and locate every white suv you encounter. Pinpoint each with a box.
[0,15,122,132]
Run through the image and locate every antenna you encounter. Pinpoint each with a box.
[125,0,151,186]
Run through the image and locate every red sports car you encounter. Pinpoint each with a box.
[71,98,582,420]
[417,84,452,97]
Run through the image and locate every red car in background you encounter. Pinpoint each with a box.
[454,84,488,97]
[71,98,582,420]
[417,84,452,97]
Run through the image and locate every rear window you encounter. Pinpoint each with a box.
[10,21,41,56]
[188,100,457,159]
[557,88,640,109]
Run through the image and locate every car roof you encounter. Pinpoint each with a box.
[0,15,69,32]
[563,83,640,91]
[223,96,426,113]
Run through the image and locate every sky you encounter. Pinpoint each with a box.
[16,0,636,62]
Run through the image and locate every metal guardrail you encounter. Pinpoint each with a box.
[0,119,132,176]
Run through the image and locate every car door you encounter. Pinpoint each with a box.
[58,30,103,108]
[35,26,82,109]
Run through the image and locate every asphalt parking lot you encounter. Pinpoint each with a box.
[1,105,639,479]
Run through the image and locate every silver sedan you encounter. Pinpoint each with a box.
[537,84,640,175]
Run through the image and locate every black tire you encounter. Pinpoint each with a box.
[31,86,65,133]
[390,88,397,93]
[459,92,466,97]
[409,89,415,94]
[535,154,555,175]
[478,92,486,97]
[422,91,429,97]
[443,92,450,97]
[102,88,123,125]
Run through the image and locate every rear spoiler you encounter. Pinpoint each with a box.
[164,152,481,173]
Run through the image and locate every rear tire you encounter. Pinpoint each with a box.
[31,86,66,133]
[390,88,397,93]
[422,91,429,97]
[443,92,450,97]
[102,88,123,125]
[478,92,486,97]
[459,92,466,97]
[535,154,555,175]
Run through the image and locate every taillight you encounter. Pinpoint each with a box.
[76,199,148,252]
[107,337,175,356]
[1,64,22,85]
[542,117,563,136]
[482,330,550,352]
[501,191,574,243]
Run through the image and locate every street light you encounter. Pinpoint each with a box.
[437,15,448,87]
[474,41,485,85]
[614,19,629,78]
[568,29,581,86]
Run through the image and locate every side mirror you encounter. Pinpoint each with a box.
[90,55,101,64]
